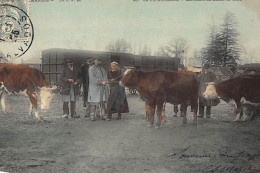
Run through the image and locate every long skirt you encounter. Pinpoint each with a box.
[106,84,129,114]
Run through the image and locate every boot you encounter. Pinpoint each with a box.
[73,112,80,118]
[61,114,68,118]
[116,113,122,120]
[106,113,112,121]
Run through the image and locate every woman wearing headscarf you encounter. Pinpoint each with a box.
[106,62,129,121]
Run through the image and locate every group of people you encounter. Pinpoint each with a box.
[60,58,219,120]
[60,57,129,121]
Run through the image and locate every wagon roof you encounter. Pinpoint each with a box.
[238,63,260,71]
[42,48,133,57]
[210,67,235,76]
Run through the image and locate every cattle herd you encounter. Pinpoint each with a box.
[0,63,259,127]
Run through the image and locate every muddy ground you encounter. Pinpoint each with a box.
[0,92,260,173]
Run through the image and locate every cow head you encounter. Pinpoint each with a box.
[203,82,218,100]
[121,69,142,87]
[216,80,234,103]
[39,85,57,110]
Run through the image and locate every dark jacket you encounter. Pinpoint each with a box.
[80,63,91,102]
[60,65,82,95]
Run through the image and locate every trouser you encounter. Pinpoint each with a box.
[174,105,178,114]
[89,102,106,118]
[174,105,187,116]
[199,105,211,116]
[63,101,76,116]
[84,102,90,117]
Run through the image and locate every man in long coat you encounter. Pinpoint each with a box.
[79,57,93,117]
[60,59,82,118]
[88,58,110,121]
[198,63,219,118]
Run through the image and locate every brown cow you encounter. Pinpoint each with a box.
[121,70,199,127]
[216,75,260,121]
[0,63,56,118]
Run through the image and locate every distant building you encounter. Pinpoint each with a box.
[187,57,202,67]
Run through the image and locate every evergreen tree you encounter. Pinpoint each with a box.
[218,11,241,66]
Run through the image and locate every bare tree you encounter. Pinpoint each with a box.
[139,44,152,56]
[106,39,132,53]
[158,38,188,64]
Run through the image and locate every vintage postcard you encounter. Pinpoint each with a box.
[0,0,259,172]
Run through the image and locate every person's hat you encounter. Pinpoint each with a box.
[203,63,210,69]
[66,58,75,63]
[95,57,103,61]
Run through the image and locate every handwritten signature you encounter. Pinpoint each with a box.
[167,146,260,172]
[167,146,260,162]
[202,165,241,173]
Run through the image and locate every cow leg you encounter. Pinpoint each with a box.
[0,92,6,114]
[191,100,198,126]
[27,90,39,119]
[155,102,164,128]
[233,99,242,121]
[162,102,166,121]
[145,103,155,127]
[29,103,33,116]
[145,103,150,121]
[182,104,188,125]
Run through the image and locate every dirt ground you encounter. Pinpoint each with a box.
[0,91,260,173]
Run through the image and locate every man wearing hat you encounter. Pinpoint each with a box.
[60,58,82,118]
[79,57,93,117]
[88,57,110,121]
[198,63,218,118]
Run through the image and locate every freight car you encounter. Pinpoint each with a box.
[41,48,181,86]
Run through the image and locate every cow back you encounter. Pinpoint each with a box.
[0,63,49,92]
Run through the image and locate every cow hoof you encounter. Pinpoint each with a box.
[232,118,241,122]
[147,124,153,128]
[35,117,43,120]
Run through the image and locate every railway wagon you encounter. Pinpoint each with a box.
[41,48,181,85]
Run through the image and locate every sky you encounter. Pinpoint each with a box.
[5,0,260,64]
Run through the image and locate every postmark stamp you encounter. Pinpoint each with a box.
[0,3,33,60]
[0,0,30,15]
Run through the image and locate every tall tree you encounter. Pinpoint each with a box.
[106,39,132,53]
[202,12,241,67]
[218,11,241,66]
